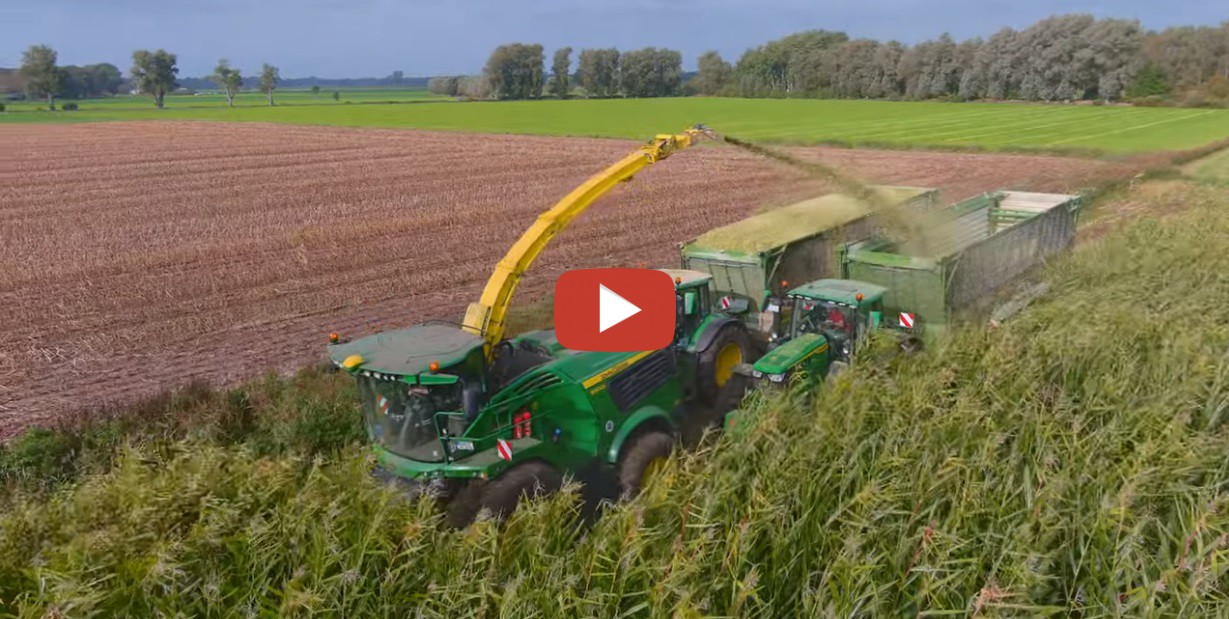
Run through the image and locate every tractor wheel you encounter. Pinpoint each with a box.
[471,461,562,525]
[900,334,924,355]
[617,430,675,499]
[697,326,752,405]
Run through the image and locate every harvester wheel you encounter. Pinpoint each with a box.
[472,461,562,524]
[697,326,752,405]
[617,431,674,499]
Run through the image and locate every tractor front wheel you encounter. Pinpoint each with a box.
[697,326,752,406]
[446,461,562,527]
[617,430,675,499]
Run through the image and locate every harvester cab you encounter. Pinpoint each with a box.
[749,279,887,385]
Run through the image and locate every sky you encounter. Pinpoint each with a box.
[1,0,1224,77]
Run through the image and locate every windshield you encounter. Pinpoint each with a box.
[357,377,461,462]
[791,298,856,339]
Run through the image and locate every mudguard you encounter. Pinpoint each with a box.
[605,405,672,464]
[693,316,745,353]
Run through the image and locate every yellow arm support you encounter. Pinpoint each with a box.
[462,126,713,360]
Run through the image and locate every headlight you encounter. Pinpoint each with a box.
[751,369,763,378]
[768,373,785,383]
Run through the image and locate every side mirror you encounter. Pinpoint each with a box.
[869,310,882,329]
[684,291,698,315]
[462,384,484,420]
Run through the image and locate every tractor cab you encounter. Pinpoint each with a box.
[659,268,715,348]
[750,279,887,384]
[786,279,887,361]
[328,324,490,462]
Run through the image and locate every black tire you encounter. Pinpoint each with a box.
[617,430,675,499]
[696,325,753,405]
[900,334,923,354]
[467,461,562,525]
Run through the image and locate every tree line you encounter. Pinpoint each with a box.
[429,45,685,100]
[18,44,286,109]
[440,14,1227,104]
[704,15,1228,103]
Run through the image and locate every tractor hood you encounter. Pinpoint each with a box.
[327,323,483,378]
[754,333,829,375]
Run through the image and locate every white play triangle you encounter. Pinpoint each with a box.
[598,284,641,333]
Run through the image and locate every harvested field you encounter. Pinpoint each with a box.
[0,121,1140,436]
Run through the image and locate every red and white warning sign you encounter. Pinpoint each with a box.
[719,296,732,310]
[899,312,916,329]
[377,396,390,415]
[496,438,513,461]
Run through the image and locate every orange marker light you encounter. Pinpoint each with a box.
[328,333,340,344]
[429,361,440,373]
[675,276,683,284]
[781,280,789,287]
[855,293,864,302]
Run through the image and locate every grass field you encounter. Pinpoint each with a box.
[2,178,1227,616]
[4,96,1229,154]
[1185,146,1229,182]
[1,87,446,113]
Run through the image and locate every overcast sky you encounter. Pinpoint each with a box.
[2,0,1224,77]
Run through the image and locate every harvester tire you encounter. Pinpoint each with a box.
[617,430,674,499]
[475,461,562,524]
[697,325,752,405]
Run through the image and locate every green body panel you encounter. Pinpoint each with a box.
[753,333,831,376]
[605,405,672,463]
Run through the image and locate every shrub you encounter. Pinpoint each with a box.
[0,102,5,112]
[61,102,78,111]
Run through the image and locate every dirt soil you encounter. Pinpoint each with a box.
[0,121,1142,436]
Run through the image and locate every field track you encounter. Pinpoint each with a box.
[0,121,1141,436]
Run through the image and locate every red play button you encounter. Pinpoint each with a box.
[554,269,676,352]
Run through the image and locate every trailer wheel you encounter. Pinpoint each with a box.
[448,461,562,527]
[697,325,752,405]
[617,430,674,499]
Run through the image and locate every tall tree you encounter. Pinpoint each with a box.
[619,48,683,97]
[130,49,178,109]
[87,63,124,95]
[577,48,620,97]
[212,59,242,107]
[484,44,544,100]
[20,45,61,109]
[311,85,321,97]
[260,64,280,106]
[734,30,848,96]
[694,51,733,95]
[551,47,572,98]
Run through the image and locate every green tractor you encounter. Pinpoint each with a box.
[326,128,752,525]
[329,269,750,525]
[748,278,898,386]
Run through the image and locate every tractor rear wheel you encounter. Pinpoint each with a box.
[617,430,674,499]
[446,461,562,527]
[697,326,752,405]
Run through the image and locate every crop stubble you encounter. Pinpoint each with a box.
[0,121,1139,435]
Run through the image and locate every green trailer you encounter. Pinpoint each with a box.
[680,186,938,346]
[743,190,1082,391]
[841,190,1083,334]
